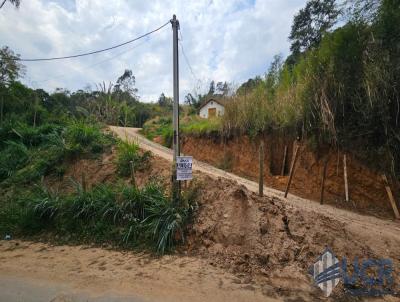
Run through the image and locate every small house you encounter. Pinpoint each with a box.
[199,98,225,118]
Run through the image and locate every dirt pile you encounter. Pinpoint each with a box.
[186,173,400,300]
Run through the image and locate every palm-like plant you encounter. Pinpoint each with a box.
[0,0,21,9]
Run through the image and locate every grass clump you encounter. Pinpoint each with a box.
[142,115,221,146]
[65,120,114,154]
[141,116,173,147]
[181,115,221,136]
[116,140,152,176]
[0,120,115,187]
[1,182,196,254]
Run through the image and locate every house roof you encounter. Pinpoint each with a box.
[199,97,225,110]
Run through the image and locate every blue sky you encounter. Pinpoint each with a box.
[0,0,306,102]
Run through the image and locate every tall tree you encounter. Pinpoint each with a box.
[114,69,138,98]
[0,0,21,9]
[208,80,215,95]
[289,0,340,55]
[157,93,172,108]
[0,46,24,86]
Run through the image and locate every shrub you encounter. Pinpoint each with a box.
[0,141,29,181]
[116,140,151,176]
[65,120,113,154]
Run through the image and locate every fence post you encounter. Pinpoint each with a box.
[259,141,264,197]
[382,174,400,219]
[281,145,288,176]
[130,160,136,188]
[284,143,300,198]
[320,158,329,205]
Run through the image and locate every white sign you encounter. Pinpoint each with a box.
[176,156,193,180]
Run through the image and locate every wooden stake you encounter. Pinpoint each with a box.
[284,144,300,198]
[81,172,87,192]
[259,142,264,197]
[343,154,349,203]
[281,145,288,176]
[130,161,136,188]
[320,158,329,205]
[381,174,400,219]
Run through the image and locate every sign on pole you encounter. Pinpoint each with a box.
[176,156,193,181]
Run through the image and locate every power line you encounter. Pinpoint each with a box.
[34,36,154,84]
[178,29,198,83]
[18,20,170,62]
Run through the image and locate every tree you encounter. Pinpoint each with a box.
[265,54,283,98]
[114,69,138,98]
[289,0,340,55]
[0,46,24,86]
[216,81,229,96]
[157,93,172,108]
[184,93,198,107]
[236,77,263,96]
[208,80,215,95]
[0,0,21,9]
[0,46,24,125]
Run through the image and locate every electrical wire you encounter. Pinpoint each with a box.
[34,36,153,84]
[178,29,198,83]
[18,20,170,62]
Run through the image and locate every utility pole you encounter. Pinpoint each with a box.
[171,14,180,203]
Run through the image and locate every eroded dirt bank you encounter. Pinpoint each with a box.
[182,134,399,218]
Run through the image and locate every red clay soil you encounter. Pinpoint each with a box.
[181,134,398,218]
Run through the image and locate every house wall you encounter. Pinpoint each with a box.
[199,101,225,118]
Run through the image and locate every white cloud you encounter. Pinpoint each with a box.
[0,0,306,102]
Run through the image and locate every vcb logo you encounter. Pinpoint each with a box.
[310,248,394,297]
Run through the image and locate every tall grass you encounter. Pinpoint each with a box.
[0,120,115,186]
[1,182,196,254]
[116,140,152,176]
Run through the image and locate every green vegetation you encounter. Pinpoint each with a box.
[142,115,221,147]
[116,140,152,176]
[223,0,400,176]
[0,119,114,186]
[0,181,196,254]
[181,115,221,136]
[0,45,195,254]
[141,116,173,147]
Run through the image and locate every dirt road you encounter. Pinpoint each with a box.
[109,126,400,241]
[0,241,277,302]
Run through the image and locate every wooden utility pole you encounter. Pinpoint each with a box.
[171,15,181,203]
[284,144,300,198]
[281,145,288,176]
[259,142,264,197]
[381,174,400,219]
[320,158,329,205]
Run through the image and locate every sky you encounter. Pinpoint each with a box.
[0,0,306,102]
